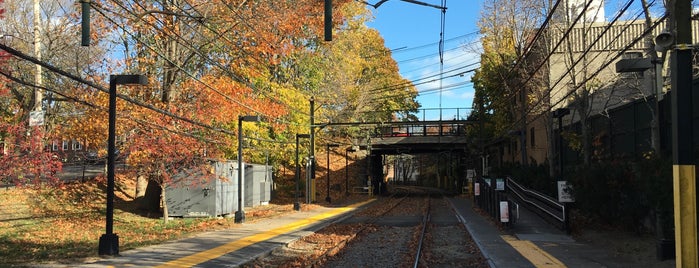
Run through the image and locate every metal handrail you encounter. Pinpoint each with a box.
[506,177,565,223]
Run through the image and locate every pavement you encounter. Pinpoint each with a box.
[43,195,674,268]
[450,197,675,268]
[75,202,370,268]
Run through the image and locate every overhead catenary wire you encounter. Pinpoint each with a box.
[0,43,241,138]
[92,1,290,121]
[0,68,228,146]
[484,0,663,146]
[369,61,479,93]
[476,0,607,123]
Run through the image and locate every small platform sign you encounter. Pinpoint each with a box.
[500,201,509,222]
[495,178,505,191]
[557,181,574,203]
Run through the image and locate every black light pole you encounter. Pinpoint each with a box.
[235,115,260,224]
[669,0,698,263]
[295,134,310,211]
[99,74,147,256]
[345,147,356,196]
[552,108,569,177]
[326,143,339,203]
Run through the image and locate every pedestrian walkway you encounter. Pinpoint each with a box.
[449,196,673,268]
[78,200,373,268]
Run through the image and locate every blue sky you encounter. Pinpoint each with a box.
[364,0,670,121]
[366,0,482,120]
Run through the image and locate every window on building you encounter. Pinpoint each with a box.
[530,127,536,147]
[0,142,4,155]
[62,140,68,151]
[72,140,82,151]
[52,141,58,151]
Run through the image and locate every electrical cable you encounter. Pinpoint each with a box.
[0,68,228,146]
[0,42,241,138]
[485,5,664,146]
[93,1,278,119]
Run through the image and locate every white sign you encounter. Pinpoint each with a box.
[474,183,480,196]
[557,181,575,203]
[499,201,509,222]
[29,110,45,126]
[495,178,505,191]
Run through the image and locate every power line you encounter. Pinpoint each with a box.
[0,67,227,146]
[94,1,280,119]
[485,1,662,145]
[0,43,240,138]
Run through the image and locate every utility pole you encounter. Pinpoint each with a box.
[309,97,316,202]
[33,0,42,112]
[670,0,698,266]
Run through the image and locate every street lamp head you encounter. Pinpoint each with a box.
[327,143,340,148]
[297,133,310,139]
[111,74,148,86]
[346,147,356,152]
[240,115,261,122]
[552,108,570,118]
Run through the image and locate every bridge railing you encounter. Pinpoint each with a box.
[409,107,471,121]
[377,121,468,137]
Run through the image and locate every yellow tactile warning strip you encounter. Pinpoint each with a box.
[156,200,374,268]
[501,235,566,268]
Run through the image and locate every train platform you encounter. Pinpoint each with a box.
[75,200,374,268]
[60,195,672,268]
[450,197,674,268]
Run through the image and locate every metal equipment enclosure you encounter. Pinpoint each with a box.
[165,161,242,217]
[244,163,273,207]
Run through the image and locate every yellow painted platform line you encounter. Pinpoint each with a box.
[502,235,566,268]
[157,200,374,268]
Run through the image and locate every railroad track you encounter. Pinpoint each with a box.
[244,186,486,267]
[413,194,487,267]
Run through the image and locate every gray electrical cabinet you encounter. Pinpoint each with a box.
[165,161,243,217]
[244,163,272,207]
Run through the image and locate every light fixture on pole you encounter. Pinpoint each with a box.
[326,143,339,203]
[295,134,310,211]
[99,74,148,256]
[345,147,356,196]
[235,115,261,224]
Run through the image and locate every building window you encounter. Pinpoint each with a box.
[52,141,58,151]
[72,140,82,151]
[62,140,68,151]
[530,127,536,147]
[0,142,4,155]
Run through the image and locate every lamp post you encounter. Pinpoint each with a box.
[99,74,147,256]
[345,147,356,196]
[295,134,310,211]
[326,143,339,203]
[235,115,260,224]
[552,108,569,177]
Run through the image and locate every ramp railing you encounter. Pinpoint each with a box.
[506,177,568,231]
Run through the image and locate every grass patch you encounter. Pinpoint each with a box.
[0,177,298,265]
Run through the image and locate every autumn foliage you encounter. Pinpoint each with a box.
[0,1,418,205]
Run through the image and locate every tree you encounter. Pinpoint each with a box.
[471,0,548,165]
[0,0,109,186]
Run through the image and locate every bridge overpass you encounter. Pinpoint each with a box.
[369,119,473,154]
[318,108,475,155]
